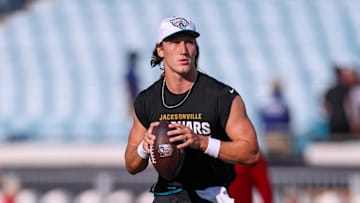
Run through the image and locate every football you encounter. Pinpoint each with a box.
[149,120,185,181]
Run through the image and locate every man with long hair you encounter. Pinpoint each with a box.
[125,16,259,203]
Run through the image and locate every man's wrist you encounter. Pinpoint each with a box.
[204,137,221,158]
[137,140,149,159]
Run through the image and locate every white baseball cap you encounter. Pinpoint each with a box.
[157,16,200,43]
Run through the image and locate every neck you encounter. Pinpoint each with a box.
[164,70,198,94]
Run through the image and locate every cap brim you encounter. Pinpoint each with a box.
[162,30,200,42]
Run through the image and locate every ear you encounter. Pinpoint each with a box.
[157,45,164,58]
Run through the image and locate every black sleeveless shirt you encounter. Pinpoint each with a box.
[134,72,239,190]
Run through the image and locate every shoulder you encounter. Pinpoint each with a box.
[134,78,162,127]
[137,78,162,98]
[135,78,162,108]
[198,72,239,97]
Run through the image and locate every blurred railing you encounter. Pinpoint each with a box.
[0,142,359,202]
[1,165,359,203]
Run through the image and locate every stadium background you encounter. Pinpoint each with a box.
[0,0,360,202]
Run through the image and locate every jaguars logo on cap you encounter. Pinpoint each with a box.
[170,17,189,30]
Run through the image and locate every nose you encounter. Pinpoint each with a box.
[178,41,187,54]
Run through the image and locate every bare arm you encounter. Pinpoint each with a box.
[219,95,260,165]
[125,112,159,174]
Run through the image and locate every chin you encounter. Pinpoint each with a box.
[179,65,193,72]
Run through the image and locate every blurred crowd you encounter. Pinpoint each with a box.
[259,64,360,165]
[323,64,360,141]
[0,0,31,15]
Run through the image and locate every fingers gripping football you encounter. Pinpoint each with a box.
[142,121,201,153]
[142,122,159,152]
[168,123,200,150]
